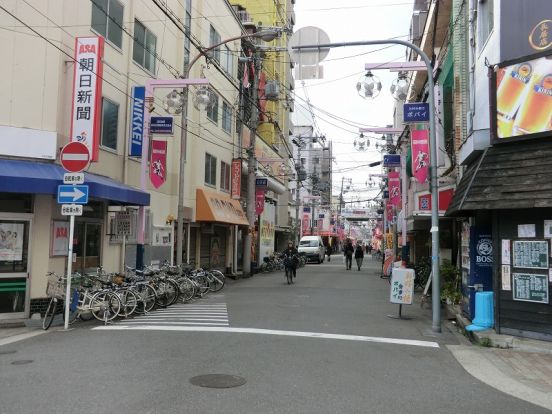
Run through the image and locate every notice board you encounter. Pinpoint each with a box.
[512,273,549,304]
[512,240,548,269]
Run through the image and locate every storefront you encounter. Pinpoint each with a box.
[195,188,249,273]
[447,139,552,341]
[0,159,150,320]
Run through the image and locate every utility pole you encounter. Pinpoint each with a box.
[243,50,261,277]
[294,138,302,244]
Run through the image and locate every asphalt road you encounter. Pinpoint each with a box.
[0,256,548,414]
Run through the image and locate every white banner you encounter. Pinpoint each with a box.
[51,221,69,256]
[70,36,104,161]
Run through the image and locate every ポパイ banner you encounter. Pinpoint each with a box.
[150,140,167,188]
[411,129,430,183]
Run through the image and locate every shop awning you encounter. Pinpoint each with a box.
[0,159,150,206]
[196,188,249,226]
[447,140,552,216]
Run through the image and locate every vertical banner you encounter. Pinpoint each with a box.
[231,159,242,199]
[386,203,394,224]
[388,171,401,206]
[150,140,167,188]
[411,129,430,183]
[255,189,265,215]
[302,214,310,235]
[70,36,104,161]
[129,86,145,157]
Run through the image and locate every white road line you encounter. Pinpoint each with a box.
[0,330,48,347]
[93,326,439,348]
[120,321,229,326]
[127,318,229,322]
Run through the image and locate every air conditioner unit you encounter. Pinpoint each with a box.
[265,80,280,101]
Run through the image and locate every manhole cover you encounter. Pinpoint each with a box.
[11,360,33,365]
[190,374,246,389]
[0,350,17,355]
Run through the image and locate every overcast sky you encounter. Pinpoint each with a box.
[292,0,415,208]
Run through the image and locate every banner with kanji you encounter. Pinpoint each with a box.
[231,159,241,199]
[150,140,167,188]
[255,189,265,216]
[411,129,430,183]
[70,36,104,161]
[388,171,401,206]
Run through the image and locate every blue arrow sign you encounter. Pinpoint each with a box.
[57,185,89,204]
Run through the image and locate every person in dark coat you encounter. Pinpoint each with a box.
[282,240,299,278]
[326,244,332,262]
[354,242,365,271]
[344,239,354,270]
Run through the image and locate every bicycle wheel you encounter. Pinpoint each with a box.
[154,280,178,307]
[133,285,156,314]
[118,289,138,317]
[195,275,210,296]
[208,272,225,292]
[67,288,80,325]
[210,270,226,284]
[165,279,180,306]
[90,291,122,322]
[42,298,57,330]
[177,277,196,302]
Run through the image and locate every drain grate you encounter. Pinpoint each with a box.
[11,360,33,365]
[190,374,246,389]
[0,350,17,355]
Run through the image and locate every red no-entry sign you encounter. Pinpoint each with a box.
[60,142,91,173]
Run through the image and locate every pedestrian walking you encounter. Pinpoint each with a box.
[344,239,354,270]
[354,241,364,271]
[326,244,332,262]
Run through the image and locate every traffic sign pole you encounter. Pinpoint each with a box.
[64,214,75,330]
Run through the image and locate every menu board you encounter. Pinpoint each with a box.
[512,240,549,269]
[513,273,549,303]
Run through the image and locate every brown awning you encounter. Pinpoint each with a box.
[195,188,249,226]
[447,139,552,216]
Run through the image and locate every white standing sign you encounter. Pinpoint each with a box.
[70,36,104,162]
[389,268,415,305]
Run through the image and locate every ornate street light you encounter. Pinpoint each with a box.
[389,71,409,101]
[356,71,382,100]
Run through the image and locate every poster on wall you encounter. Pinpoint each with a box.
[501,265,512,291]
[210,236,221,268]
[544,220,552,238]
[51,221,69,256]
[152,226,172,247]
[0,222,24,261]
[512,240,549,269]
[517,224,536,238]
[501,239,511,265]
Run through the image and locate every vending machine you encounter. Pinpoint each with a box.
[461,223,494,320]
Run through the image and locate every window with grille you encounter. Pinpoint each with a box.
[207,91,219,123]
[209,25,221,63]
[133,19,157,73]
[91,0,123,48]
[220,161,231,192]
[205,153,217,186]
[222,102,232,134]
[101,98,119,150]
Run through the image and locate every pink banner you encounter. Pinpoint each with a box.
[150,140,167,188]
[388,171,401,206]
[302,214,310,235]
[255,188,265,216]
[386,203,394,222]
[411,129,430,183]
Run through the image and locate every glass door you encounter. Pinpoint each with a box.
[73,222,102,274]
[0,219,30,319]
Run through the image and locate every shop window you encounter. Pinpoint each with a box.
[209,25,221,63]
[101,98,119,151]
[222,101,232,134]
[91,0,124,48]
[133,19,157,73]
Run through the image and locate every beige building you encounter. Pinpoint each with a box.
[0,0,253,320]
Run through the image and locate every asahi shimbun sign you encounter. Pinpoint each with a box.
[70,37,104,161]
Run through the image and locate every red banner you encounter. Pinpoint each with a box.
[386,203,394,222]
[411,129,430,183]
[302,214,310,235]
[388,171,401,206]
[255,188,265,215]
[231,158,241,199]
[150,140,167,188]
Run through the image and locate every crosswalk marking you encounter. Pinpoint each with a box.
[109,296,230,327]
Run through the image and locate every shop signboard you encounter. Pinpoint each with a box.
[513,273,549,303]
[231,159,241,199]
[493,53,552,141]
[403,102,429,123]
[389,268,415,305]
[150,117,173,134]
[129,86,145,156]
[70,36,104,161]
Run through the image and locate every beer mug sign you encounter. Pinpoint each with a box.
[496,62,533,138]
[512,60,552,136]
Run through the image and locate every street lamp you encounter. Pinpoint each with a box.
[175,28,281,268]
[356,71,382,99]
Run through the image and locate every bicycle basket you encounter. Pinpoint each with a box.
[46,275,66,299]
[112,274,125,285]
